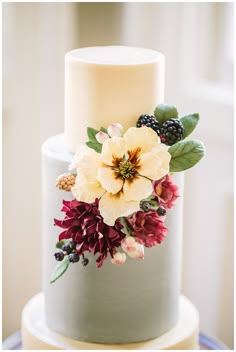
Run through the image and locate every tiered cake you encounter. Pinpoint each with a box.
[21,46,200,350]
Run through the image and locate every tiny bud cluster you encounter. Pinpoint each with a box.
[56,173,76,192]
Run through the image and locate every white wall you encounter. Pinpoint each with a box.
[3,2,234,348]
[2,2,80,339]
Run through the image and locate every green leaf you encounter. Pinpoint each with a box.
[87,127,99,142]
[154,104,178,124]
[56,240,70,249]
[86,126,108,153]
[100,126,108,133]
[169,140,205,172]
[50,257,70,284]
[86,141,102,153]
[180,113,199,138]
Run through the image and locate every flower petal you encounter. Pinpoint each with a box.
[138,148,170,180]
[101,136,126,166]
[73,146,102,180]
[99,192,140,226]
[124,126,160,154]
[123,176,153,202]
[97,167,123,194]
[71,174,105,203]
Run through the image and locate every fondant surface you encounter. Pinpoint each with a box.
[64,46,165,151]
[42,134,184,344]
[22,292,199,350]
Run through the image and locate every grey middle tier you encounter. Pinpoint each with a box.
[42,134,184,344]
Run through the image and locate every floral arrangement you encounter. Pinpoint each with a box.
[50,104,205,283]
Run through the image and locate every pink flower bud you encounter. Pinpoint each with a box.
[107,123,123,137]
[96,131,109,144]
[128,244,144,259]
[121,236,137,253]
[111,252,126,266]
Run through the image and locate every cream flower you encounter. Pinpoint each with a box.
[71,126,171,226]
[71,146,105,203]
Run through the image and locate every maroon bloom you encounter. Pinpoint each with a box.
[128,211,168,248]
[54,199,125,268]
[153,175,179,209]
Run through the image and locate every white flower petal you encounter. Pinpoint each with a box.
[71,174,105,203]
[97,168,123,194]
[99,192,140,226]
[74,146,102,180]
[124,126,160,154]
[101,136,126,166]
[123,176,153,202]
[138,149,170,180]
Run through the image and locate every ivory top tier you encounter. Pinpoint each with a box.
[64,46,165,152]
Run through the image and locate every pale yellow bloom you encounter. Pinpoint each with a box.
[71,126,171,226]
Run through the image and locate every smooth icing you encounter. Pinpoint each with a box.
[42,134,184,343]
[22,292,199,350]
[64,46,165,152]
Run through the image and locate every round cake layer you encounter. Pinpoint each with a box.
[42,134,184,344]
[65,46,165,152]
[22,293,199,350]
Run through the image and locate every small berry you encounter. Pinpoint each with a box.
[157,206,166,216]
[136,114,160,135]
[69,241,76,250]
[159,118,184,146]
[61,243,72,254]
[68,253,80,263]
[82,257,89,266]
[54,251,64,261]
[140,201,151,212]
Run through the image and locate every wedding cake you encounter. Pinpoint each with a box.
[21,46,204,350]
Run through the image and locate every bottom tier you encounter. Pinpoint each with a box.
[22,293,199,350]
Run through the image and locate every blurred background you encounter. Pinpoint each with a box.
[2,2,234,348]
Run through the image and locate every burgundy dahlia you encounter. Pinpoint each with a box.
[128,210,168,248]
[153,175,179,209]
[54,199,125,268]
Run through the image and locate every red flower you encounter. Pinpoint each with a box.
[54,199,125,268]
[127,211,168,248]
[153,175,179,209]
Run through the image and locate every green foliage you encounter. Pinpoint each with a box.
[50,257,70,284]
[180,113,199,138]
[169,140,205,172]
[86,127,108,153]
[56,240,70,249]
[154,104,178,124]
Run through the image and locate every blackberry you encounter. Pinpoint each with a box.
[157,206,166,216]
[68,253,80,263]
[54,251,64,261]
[136,114,160,135]
[159,118,184,146]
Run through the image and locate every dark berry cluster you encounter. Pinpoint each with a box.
[136,113,184,146]
[54,240,89,266]
[159,118,184,146]
[136,114,160,135]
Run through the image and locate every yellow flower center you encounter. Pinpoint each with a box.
[118,160,135,179]
[155,184,163,197]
